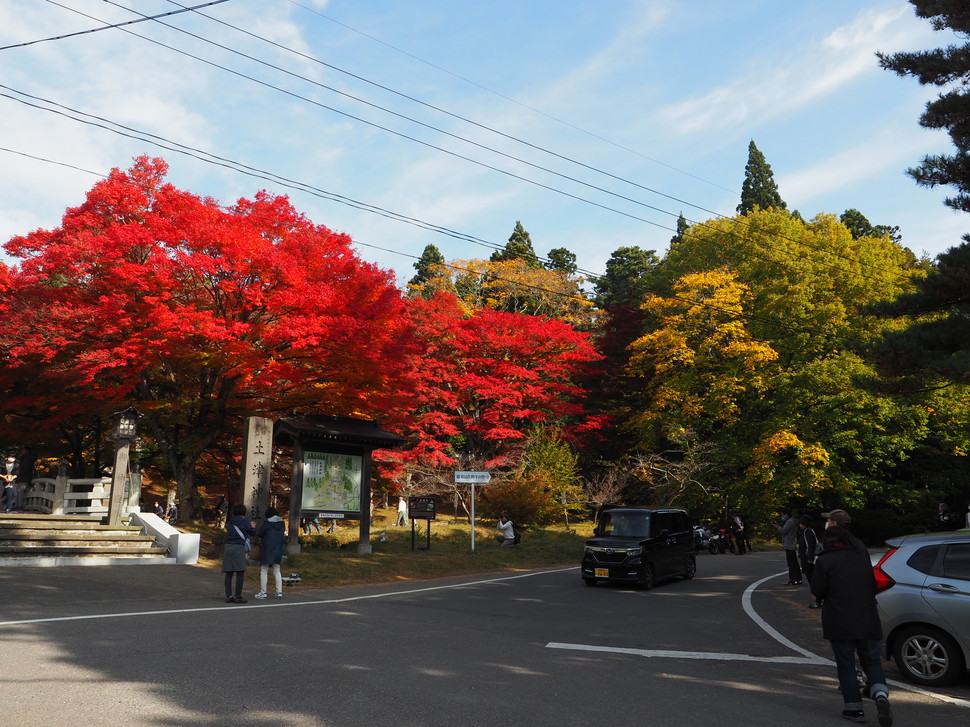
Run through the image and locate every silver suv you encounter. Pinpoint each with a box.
[873,530,970,687]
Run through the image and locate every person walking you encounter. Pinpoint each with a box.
[395,496,408,527]
[222,504,256,604]
[810,524,893,726]
[254,506,286,600]
[798,514,822,608]
[773,509,801,585]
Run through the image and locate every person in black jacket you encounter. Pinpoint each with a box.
[810,525,893,726]
[797,514,822,608]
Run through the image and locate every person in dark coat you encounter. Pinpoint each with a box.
[222,504,256,603]
[254,506,286,599]
[810,525,893,726]
[797,514,822,608]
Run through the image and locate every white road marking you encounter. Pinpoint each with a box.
[549,568,970,709]
[0,566,576,627]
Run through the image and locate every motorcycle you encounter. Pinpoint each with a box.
[710,526,736,554]
[693,524,717,554]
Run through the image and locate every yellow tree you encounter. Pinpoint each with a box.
[415,258,595,327]
[627,269,779,440]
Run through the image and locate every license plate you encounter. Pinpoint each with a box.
[595,568,609,578]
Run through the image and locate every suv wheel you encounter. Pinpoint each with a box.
[637,563,655,590]
[583,577,596,587]
[893,625,965,687]
[683,555,696,580]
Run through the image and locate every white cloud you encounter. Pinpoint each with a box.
[656,4,929,137]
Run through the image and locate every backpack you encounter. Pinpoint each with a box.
[513,529,521,545]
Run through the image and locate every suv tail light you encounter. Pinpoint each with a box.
[873,548,897,593]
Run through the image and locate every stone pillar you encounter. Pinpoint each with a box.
[287,438,304,555]
[240,416,273,523]
[356,456,372,554]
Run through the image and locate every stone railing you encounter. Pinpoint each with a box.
[24,476,141,517]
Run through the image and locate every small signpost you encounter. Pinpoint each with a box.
[409,496,435,551]
[455,470,491,551]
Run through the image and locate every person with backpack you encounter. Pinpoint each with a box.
[495,514,516,547]
[798,514,822,608]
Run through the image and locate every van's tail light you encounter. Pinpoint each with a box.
[873,548,898,593]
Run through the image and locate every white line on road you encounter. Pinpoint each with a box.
[0,566,577,627]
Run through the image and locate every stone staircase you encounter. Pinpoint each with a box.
[0,513,176,566]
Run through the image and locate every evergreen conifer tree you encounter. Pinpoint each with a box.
[737,140,787,215]
[546,247,577,275]
[491,221,542,269]
[409,243,446,289]
[878,2,970,212]
[670,213,689,246]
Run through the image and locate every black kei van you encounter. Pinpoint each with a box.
[581,507,696,589]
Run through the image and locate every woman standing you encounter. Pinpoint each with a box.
[222,504,255,603]
[254,506,286,599]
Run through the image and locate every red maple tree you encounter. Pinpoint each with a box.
[394,292,601,474]
[0,157,416,510]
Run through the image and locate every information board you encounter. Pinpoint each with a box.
[409,496,436,520]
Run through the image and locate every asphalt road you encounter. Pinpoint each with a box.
[0,550,967,727]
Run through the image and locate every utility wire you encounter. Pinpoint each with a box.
[50,0,676,235]
[108,0,912,287]
[0,0,230,51]
[0,144,803,336]
[283,0,740,197]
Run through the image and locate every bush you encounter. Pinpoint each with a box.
[480,471,559,525]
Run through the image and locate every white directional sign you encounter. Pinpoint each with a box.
[455,470,491,484]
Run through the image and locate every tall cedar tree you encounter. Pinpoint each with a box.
[0,157,416,512]
[737,140,787,215]
[491,221,542,269]
[874,1,970,387]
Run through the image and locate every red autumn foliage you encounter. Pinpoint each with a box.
[395,292,601,471]
[0,156,416,508]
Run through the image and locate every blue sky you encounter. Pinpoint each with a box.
[0,0,962,286]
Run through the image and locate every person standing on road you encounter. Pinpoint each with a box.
[254,506,286,600]
[222,504,256,604]
[810,524,893,726]
[798,514,822,608]
[728,510,747,554]
[773,509,801,584]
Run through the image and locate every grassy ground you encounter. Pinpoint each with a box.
[190,509,596,589]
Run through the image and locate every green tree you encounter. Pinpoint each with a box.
[491,221,542,269]
[670,213,689,247]
[737,140,787,215]
[592,246,660,309]
[408,243,446,293]
[840,208,901,244]
[546,247,578,275]
[871,243,970,386]
[878,2,970,213]
[625,208,930,518]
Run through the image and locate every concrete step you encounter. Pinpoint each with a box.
[0,544,168,555]
[0,554,178,567]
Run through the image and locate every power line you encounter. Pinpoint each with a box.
[283,0,740,197]
[0,144,804,337]
[0,0,231,51]
[107,0,914,287]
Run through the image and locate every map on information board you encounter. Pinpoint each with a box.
[301,451,362,513]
